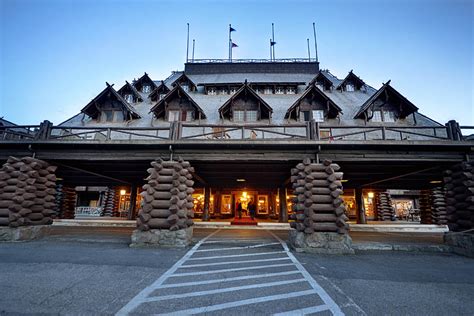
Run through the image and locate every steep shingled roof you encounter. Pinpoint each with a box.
[353,81,419,119]
[117,81,143,102]
[150,84,207,119]
[81,83,141,120]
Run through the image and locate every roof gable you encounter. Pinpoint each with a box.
[336,70,365,91]
[81,83,141,120]
[285,84,342,119]
[133,72,158,92]
[150,81,171,102]
[353,80,419,119]
[172,73,197,91]
[307,71,334,90]
[218,81,273,119]
[150,84,206,119]
[117,81,143,102]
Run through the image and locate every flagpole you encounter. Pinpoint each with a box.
[186,23,190,63]
[229,24,232,62]
[271,23,275,61]
[313,22,318,63]
[192,39,195,62]
[269,39,272,60]
[307,38,311,62]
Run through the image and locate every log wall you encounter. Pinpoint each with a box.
[289,158,349,234]
[136,157,195,231]
[0,156,57,227]
[444,162,474,232]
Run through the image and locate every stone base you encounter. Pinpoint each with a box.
[130,227,193,248]
[444,232,474,258]
[288,230,354,254]
[0,225,51,242]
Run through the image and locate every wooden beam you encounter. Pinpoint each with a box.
[55,161,131,185]
[361,166,440,187]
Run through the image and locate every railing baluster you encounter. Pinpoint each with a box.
[399,131,403,140]
[106,128,111,140]
[382,126,386,140]
[316,122,320,140]
[241,126,245,139]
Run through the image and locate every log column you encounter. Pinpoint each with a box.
[279,186,288,222]
[202,186,210,221]
[355,188,367,224]
[288,158,353,254]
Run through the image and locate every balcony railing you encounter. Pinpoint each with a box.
[0,121,471,143]
[188,58,318,64]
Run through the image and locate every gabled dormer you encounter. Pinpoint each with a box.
[336,70,366,92]
[308,71,334,91]
[285,84,342,122]
[117,81,143,104]
[150,84,206,122]
[353,80,419,123]
[218,81,273,122]
[149,81,171,102]
[133,72,157,94]
[171,73,197,92]
[81,83,141,122]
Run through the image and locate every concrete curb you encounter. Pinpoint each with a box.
[353,242,451,253]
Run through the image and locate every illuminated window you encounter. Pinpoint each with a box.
[246,110,257,121]
[383,111,396,122]
[207,87,216,95]
[124,94,134,103]
[168,110,180,122]
[372,111,382,122]
[312,110,324,122]
[234,110,245,122]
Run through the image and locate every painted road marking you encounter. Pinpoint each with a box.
[115,229,348,315]
[180,256,290,268]
[144,278,306,302]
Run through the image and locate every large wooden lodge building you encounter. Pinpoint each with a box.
[1,59,473,226]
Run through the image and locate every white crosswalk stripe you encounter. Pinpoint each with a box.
[115,229,345,315]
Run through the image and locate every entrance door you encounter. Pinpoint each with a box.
[232,190,256,218]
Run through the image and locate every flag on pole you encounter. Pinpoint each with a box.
[230,26,236,32]
[231,42,238,48]
[270,41,276,46]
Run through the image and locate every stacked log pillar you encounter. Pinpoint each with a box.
[0,156,57,241]
[431,187,447,225]
[288,158,353,254]
[131,157,194,247]
[443,162,474,257]
[444,162,474,232]
[60,186,76,219]
[102,187,116,217]
[54,183,63,218]
[375,192,396,221]
[418,190,432,224]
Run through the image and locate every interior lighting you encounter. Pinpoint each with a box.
[341,179,349,183]
[120,189,126,195]
[368,192,374,198]
[236,179,246,182]
[430,180,442,184]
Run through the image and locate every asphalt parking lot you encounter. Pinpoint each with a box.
[0,227,473,315]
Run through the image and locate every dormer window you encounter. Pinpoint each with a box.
[345,84,355,92]
[287,87,296,94]
[168,110,180,122]
[383,111,396,122]
[372,111,382,122]
[316,84,324,91]
[101,110,123,122]
[124,94,134,103]
[219,88,228,95]
[275,87,284,95]
[264,87,272,95]
[233,110,257,122]
[208,87,217,95]
[233,110,245,122]
[230,87,237,95]
[299,110,324,122]
[142,85,151,93]
[181,84,189,92]
[159,93,166,100]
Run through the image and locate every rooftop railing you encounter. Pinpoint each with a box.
[187,58,318,64]
[0,121,471,143]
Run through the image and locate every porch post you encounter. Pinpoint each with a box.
[128,185,137,220]
[356,187,367,224]
[279,186,288,222]
[202,186,211,221]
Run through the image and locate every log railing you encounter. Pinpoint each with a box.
[74,206,103,217]
[1,121,472,143]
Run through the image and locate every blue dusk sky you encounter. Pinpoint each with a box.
[0,0,473,126]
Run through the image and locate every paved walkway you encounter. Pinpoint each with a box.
[116,229,346,315]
